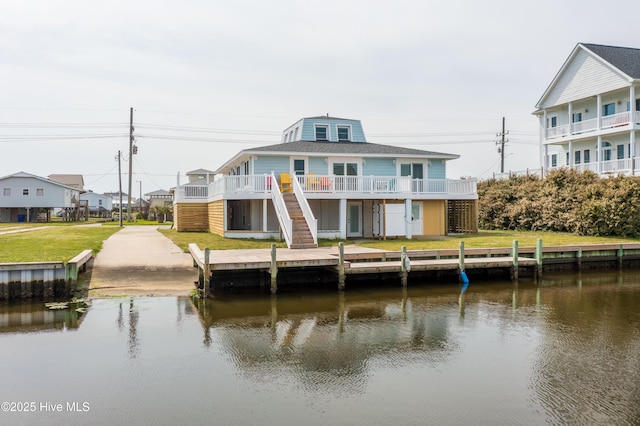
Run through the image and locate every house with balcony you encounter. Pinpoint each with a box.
[534,43,640,175]
[173,116,478,248]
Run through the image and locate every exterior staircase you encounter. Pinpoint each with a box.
[283,193,317,249]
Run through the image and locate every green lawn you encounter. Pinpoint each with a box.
[0,225,121,262]
[2,223,638,263]
[159,228,640,252]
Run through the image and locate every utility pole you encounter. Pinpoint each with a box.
[127,107,135,221]
[117,150,123,227]
[496,116,509,173]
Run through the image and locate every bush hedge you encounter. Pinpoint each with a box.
[478,169,640,237]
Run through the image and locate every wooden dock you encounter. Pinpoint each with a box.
[188,241,551,294]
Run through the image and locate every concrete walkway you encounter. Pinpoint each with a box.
[88,226,197,296]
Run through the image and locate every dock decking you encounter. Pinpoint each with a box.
[188,242,556,294]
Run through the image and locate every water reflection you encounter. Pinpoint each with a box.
[193,288,466,394]
[0,301,86,334]
[1,272,640,425]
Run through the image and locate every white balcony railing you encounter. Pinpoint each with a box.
[549,158,634,175]
[571,118,598,134]
[546,111,636,140]
[177,185,208,199]
[546,124,569,139]
[601,111,631,129]
[175,174,478,201]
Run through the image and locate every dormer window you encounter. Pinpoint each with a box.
[337,126,350,141]
[315,125,328,141]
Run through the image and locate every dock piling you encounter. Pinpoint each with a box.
[400,246,408,287]
[338,242,345,291]
[535,239,543,280]
[511,240,519,281]
[270,243,278,294]
[204,248,210,297]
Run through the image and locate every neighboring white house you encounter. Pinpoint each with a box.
[80,191,113,218]
[534,43,640,176]
[0,171,81,222]
[174,116,478,248]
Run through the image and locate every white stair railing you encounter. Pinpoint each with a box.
[270,172,292,248]
[292,176,318,246]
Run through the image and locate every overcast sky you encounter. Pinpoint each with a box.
[2,0,639,195]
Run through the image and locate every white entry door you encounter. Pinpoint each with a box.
[411,202,423,236]
[347,201,362,237]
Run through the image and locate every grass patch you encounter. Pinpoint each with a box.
[158,229,289,252]
[102,219,172,227]
[0,225,121,262]
[160,229,640,252]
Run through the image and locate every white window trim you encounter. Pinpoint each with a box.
[314,124,329,141]
[336,125,352,141]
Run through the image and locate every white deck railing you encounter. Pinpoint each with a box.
[601,111,631,129]
[177,185,208,199]
[175,174,477,201]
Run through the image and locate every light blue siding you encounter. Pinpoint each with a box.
[362,158,395,176]
[428,160,446,179]
[299,118,367,142]
[253,156,290,175]
[308,157,328,175]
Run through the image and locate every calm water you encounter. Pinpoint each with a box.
[2,272,640,425]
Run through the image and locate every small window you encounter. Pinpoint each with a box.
[23,188,29,196]
[550,116,557,128]
[574,151,581,165]
[572,112,582,123]
[551,154,557,167]
[315,126,328,141]
[293,128,298,140]
[566,152,569,165]
[337,126,350,141]
[98,199,103,206]
[602,103,615,116]
[584,149,590,163]
[3,188,9,196]
[617,144,625,160]
[36,188,44,196]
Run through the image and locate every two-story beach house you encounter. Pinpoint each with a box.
[534,43,640,175]
[173,116,478,248]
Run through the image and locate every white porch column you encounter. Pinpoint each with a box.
[568,140,573,167]
[339,199,347,239]
[539,113,546,174]
[630,85,636,175]
[568,102,573,135]
[405,198,412,240]
[263,199,268,232]
[597,135,602,174]
[597,94,602,130]
[631,131,636,176]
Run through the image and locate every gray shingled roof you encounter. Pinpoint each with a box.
[245,140,458,158]
[582,43,640,79]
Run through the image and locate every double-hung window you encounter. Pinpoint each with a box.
[315,125,328,141]
[337,126,350,141]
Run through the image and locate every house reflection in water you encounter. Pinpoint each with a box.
[191,290,458,391]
